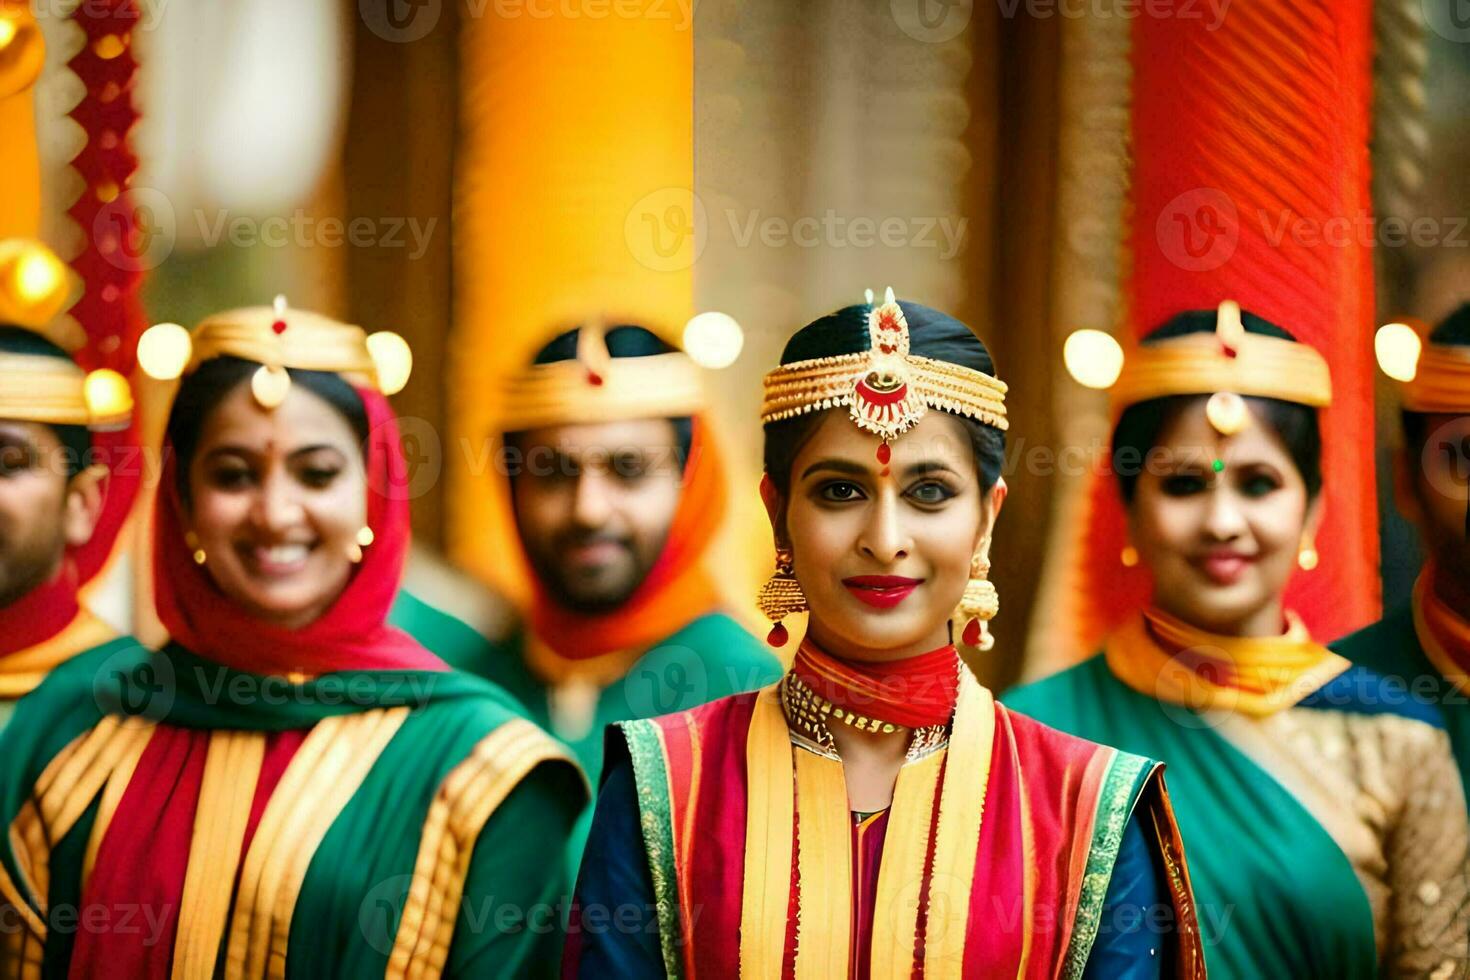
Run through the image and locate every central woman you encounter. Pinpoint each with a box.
[567,293,1204,978]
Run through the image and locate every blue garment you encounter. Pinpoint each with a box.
[571,758,1170,978]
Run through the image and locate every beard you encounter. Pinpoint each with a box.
[0,532,66,609]
[525,530,651,613]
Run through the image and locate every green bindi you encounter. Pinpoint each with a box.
[1212,458,1225,473]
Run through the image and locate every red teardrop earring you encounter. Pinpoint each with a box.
[757,547,807,647]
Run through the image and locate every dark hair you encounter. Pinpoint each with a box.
[0,326,92,478]
[1401,302,1470,452]
[166,355,369,505]
[761,301,1006,500]
[505,323,693,466]
[1111,309,1323,503]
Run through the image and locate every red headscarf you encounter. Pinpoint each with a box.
[525,417,725,661]
[153,385,445,675]
[0,421,140,657]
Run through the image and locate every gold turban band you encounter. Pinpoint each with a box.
[759,288,1009,438]
[1403,345,1470,414]
[494,317,707,432]
[0,238,132,428]
[1106,300,1332,436]
[137,296,413,408]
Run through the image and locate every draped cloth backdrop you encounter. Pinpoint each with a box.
[452,5,696,607]
[1034,0,1381,672]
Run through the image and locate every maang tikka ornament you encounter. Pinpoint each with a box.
[761,287,1009,466]
[758,546,807,648]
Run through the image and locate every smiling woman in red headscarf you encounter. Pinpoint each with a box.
[0,302,583,978]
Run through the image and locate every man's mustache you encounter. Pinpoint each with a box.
[555,532,633,554]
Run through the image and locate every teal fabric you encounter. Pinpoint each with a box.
[388,588,506,675]
[1333,606,1470,797]
[390,591,781,783]
[1004,655,1378,979]
[387,591,779,878]
[0,638,583,979]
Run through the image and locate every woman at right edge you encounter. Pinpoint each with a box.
[565,291,1206,978]
[1007,302,1470,977]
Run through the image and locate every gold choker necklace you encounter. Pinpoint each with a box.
[779,673,949,761]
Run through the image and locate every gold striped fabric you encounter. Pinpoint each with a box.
[172,731,267,980]
[386,718,576,979]
[9,716,157,926]
[224,708,409,980]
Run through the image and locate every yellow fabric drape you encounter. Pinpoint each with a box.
[454,7,694,604]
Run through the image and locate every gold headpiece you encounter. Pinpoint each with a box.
[0,239,131,428]
[495,317,706,431]
[759,287,1008,445]
[1375,321,1470,413]
[137,295,413,409]
[1070,300,1332,437]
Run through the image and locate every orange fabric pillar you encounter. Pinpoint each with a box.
[453,7,695,602]
[0,1,44,238]
[1071,1,1379,651]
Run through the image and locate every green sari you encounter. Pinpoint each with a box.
[1005,655,1383,978]
[0,638,584,978]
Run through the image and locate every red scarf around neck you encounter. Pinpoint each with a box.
[0,420,139,658]
[792,638,961,730]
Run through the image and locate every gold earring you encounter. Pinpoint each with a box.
[1298,535,1319,571]
[1120,544,1139,567]
[757,546,807,648]
[185,530,206,565]
[347,525,374,564]
[959,540,999,651]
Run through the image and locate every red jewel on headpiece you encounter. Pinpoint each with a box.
[272,319,288,335]
[876,442,892,465]
[587,370,604,386]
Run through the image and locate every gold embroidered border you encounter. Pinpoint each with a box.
[791,749,851,980]
[738,685,796,979]
[869,747,944,977]
[385,718,575,979]
[223,708,409,980]
[172,730,267,979]
[922,673,995,979]
[9,715,156,921]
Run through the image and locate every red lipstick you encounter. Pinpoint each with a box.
[843,575,922,609]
